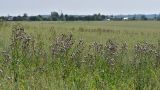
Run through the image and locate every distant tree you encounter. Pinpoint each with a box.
[132,16,136,20]
[13,16,23,21]
[105,15,109,19]
[130,15,136,20]
[109,15,114,20]
[38,15,43,21]
[13,17,18,21]
[22,13,28,21]
[67,16,76,21]
[84,16,94,21]
[140,15,148,20]
[29,16,42,21]
[65,14,69,21]
[156,14,160,21]
[51,12,59,21]
[97,13,103,20]
[0,16,5,21]
[59,13,65,21]
[153,14,157,20]
[93,14,98,21]
[0,17,2,21]
[101,15,106,20]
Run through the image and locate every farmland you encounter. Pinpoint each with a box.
[1,21,160,89]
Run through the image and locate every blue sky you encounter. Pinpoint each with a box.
[0,0,160,16]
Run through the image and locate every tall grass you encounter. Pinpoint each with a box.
[0,23,160,90]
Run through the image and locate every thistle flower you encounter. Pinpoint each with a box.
[51,33,74,58]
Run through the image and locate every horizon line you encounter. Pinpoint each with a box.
[1,12,160,17]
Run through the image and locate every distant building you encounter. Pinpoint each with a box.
[123,17,129,20]
[7,16,13,21]
[105,18,111,21]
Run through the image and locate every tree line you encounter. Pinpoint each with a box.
[1,12,160,21]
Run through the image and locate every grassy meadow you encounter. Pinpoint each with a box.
[1,21,160,89]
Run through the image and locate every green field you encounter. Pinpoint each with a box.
[1,21,160,89]
[1,21,160,48]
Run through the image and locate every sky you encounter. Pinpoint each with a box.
[0,0,160,16]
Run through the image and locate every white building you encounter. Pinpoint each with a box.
[123,17,129,20]
[105,18,111,21]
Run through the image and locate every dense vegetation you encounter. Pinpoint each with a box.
[1,12,160,21]
[1,21,160,89]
